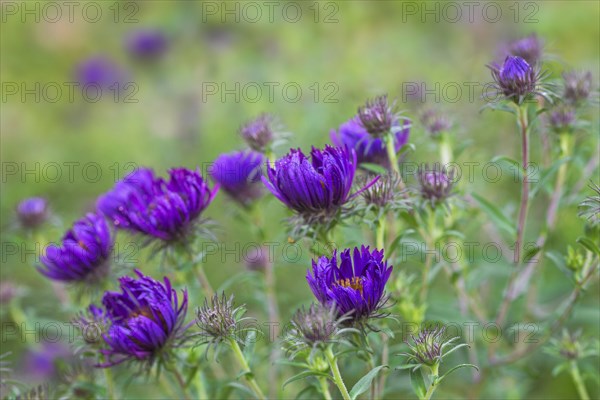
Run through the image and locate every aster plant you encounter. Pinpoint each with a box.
[487,55,551,105]
[126,28,168,61]
[16,197,49,230]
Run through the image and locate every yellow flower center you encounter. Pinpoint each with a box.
[336,276,364,295]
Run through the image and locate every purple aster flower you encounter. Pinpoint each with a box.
[210,150,265,206]
[418,165,455,204]
[331,117,410,168]
[16,197,49,229]
[240,114,275,152]
[38,213,113,284]
[262,145,359,220]
[75,304,110,345]
[97,167,218,244]
[97,270,189,367]
[126,29,168,60]
[306,246,392,323]
[75,56,127,90]
[488,56,543,104]
[22,342,73,382]
[507,34,543,66]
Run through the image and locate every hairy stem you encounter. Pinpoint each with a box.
[325,346,351,400]
[171,366,192,400]
[264,259,281,399]
[194,263,215,299]
[376,216,386,250]
[229,338,266,400]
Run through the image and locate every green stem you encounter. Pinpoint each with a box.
[384,134,405,190]
[439,132,452,166]
[318,376,333,400]
[194,263,215,299]
[375,216,386,250]
[229,338,266,400]
[103,361,115,399]
[570,361,590,400]
[171,366,192,400]
[424,363,440,400]
[325,346,351,400]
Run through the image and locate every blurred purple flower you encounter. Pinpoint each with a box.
[38,213,113,283]
[488,56,541,104]
[240,114,275,152]
[126,29,168,60]
[418,166,455,203]
[75,56,127,90]
[210,150,265,206]
[16,197,49,229]
[507,34,543,66]
[331,117,409,168]
[22,342,72,381]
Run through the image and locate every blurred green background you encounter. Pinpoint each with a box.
[1,1,599,399]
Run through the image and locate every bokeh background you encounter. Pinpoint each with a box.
[1,1,599,399]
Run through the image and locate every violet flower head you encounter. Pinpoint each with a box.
[548,106,576,133]
[357,95,399,138]
[75,56,126,90]
[488,56,540,104]
[126,29,168,60]
[98,270,188,367]
[210,150,265,206]
[262,145,358,219]
[418,166,455,204]
[16,197,49,229]
[563,70,594,106]
[306,246,392,323]
[240,113,275,152]
[97,167,218,244]
[39,213,113,284]
[331,116,410,168]
[289,303,340,349]
[419,108,452,138]
[507,34,543,66]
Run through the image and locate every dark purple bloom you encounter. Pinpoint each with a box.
[507,34,543,66]
[97,167,218,243]
[488,56,539,104]
[262,145,357,218]
[331,117,409,168]
[98,270,188,367]
[16,197,49,229]
[563,70,594,105]
[210,150,265,206]
[418,166,455,203]
[75,56,127,90]
[306,246,392,322]
[240,114,275,152]
[126,29,168,60]
[38,213,113,283]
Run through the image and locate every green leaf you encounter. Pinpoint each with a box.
[471,192,516,237]
[283,371,330,389]
[243,330,257,361]
[349,365,388,400]
[530,158,570,198]
[395,363,420,371]
[410,368,427,399]
[577,237,600,256]
[523,245,541,263]
[360,163,388,175]
[438,364,479,382]
[491,155,523,180]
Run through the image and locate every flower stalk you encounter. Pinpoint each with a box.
[228,338,266,400]
[570,360,590,400]
[325,346,351,400]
